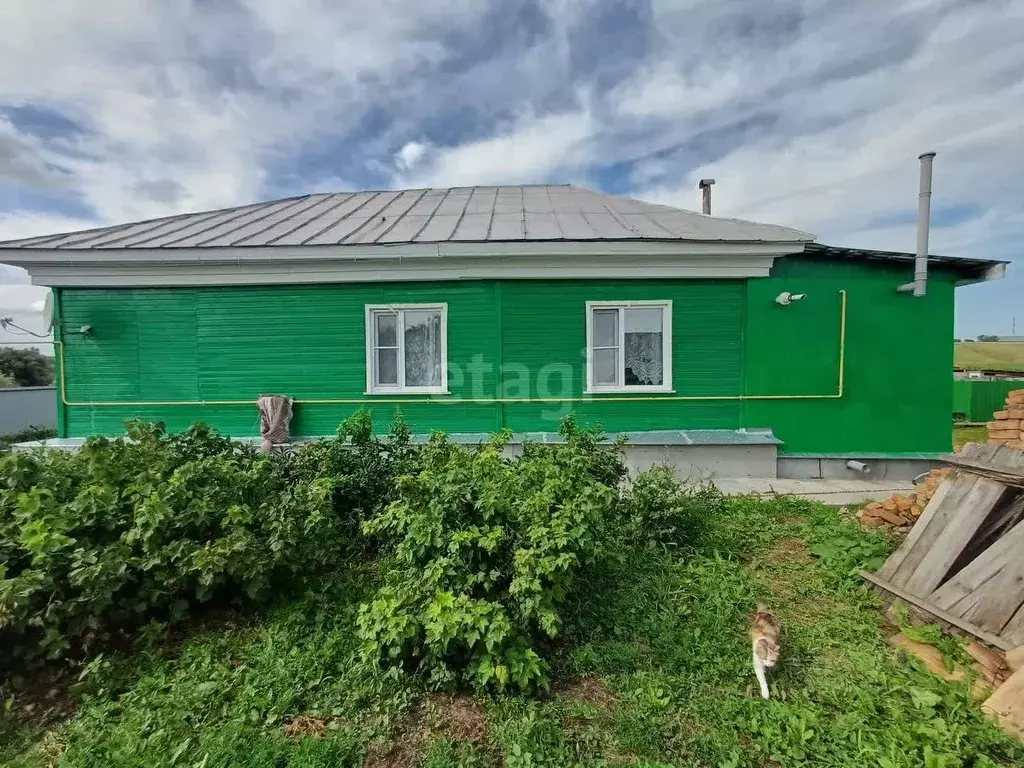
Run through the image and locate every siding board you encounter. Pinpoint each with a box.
[58,259,959,455]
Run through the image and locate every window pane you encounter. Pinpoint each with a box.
[375,348,398,386]
[593,348,618,386]
[374,311,398,347]
[592,309,618,348]
[404,310,442,387]
[624,307,663,334]
[624,308,664,386]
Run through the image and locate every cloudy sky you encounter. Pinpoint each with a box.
[0,0,1021,338]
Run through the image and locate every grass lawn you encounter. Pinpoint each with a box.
[3,496,1021,767]
[954,424,989,451]
[955,342,1024,373]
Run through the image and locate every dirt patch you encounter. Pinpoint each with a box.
[4,668,78,730]
[556,676,617,712]
[364,694,489,766]
[363,701,426,768]
[423,693,489,745]
[767,537,815,565]
[283,714,347,740]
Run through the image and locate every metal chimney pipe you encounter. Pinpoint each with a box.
[913,152,936,297]
[699,178,715,215]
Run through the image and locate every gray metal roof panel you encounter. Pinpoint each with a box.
[0,184,817,250]
[451,211,492,241]
[273,192,373,245]
[413,213,462,243]
[115,201,276,248]
[523,212,563,240]
[303,191,400,245]
[203,194,332,246]
[254,193,352,245]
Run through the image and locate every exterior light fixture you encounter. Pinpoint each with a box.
[775,292,807,306]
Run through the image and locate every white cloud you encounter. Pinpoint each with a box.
[0,0,1021,335]
[394,141,427,174]
[399,109,595,188]
[0,0,500,227]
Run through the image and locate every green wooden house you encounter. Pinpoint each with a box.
[0,185,1005,478]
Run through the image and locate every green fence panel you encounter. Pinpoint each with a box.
[953,379,1024,422]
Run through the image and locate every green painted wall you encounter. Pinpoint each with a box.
[59,283,501,437]
[745,257,955,455]
[499,280,744,432]
[56,256,960,455]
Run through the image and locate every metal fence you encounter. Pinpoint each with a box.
[953,379,1024,422]
[0,386,56,434]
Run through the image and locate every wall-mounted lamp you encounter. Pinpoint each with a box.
[775,292,807,306]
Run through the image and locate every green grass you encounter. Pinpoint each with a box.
[956,342,1024,373]
[954,425,989,451]
[3,498,1021,767]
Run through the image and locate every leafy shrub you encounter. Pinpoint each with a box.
[0,421,340,665]
[0,425,57,453]
[621,466,724,549]
[292,409,419,543]
[357,417,626,692]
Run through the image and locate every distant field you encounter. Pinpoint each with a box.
[955,341,1024,372]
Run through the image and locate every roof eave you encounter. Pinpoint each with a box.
[0,239,811,288]
[805,242,1007,285]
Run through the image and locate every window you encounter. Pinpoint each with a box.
[586,301,672,392]
[365,304,448,393]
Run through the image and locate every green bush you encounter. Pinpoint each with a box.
[0,421,341,665]
[0,425,57,453]
[292,409,420,543]
[622,465,724,549]
[357,417,626,692]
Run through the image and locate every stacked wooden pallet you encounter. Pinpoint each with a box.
[987,389,1024,448]
[863,443,1024,650]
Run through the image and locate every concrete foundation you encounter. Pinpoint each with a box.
[776,455,944,482]
[714,477,915,504]
[623,444,777,479]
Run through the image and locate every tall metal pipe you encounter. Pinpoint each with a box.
[699,178,715,215]
[913,152,936,297]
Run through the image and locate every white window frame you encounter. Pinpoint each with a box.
[365,303,449,394]
[585,300,673,393]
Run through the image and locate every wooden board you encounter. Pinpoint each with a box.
[876,472,964,583]
[952,492,1024,572]
[861,570,1014,650]
[903,477,1008,597]
[942,444,1024,487]
[983,666,1024,741]
[963,556,1024,634]
[931,519,1024,611]
[999,603,1024,648]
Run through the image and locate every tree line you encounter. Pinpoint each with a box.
[0,347,55,388]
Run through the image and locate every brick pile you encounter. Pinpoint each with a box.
[856,468,951,530]
[987,389,1024,448]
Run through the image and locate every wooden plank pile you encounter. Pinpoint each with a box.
[863,443,1024,650]
[987,388,1024,448]
[857,469,949,530]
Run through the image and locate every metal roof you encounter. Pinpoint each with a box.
[804,243,1008,283]
[0,185,814,250]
